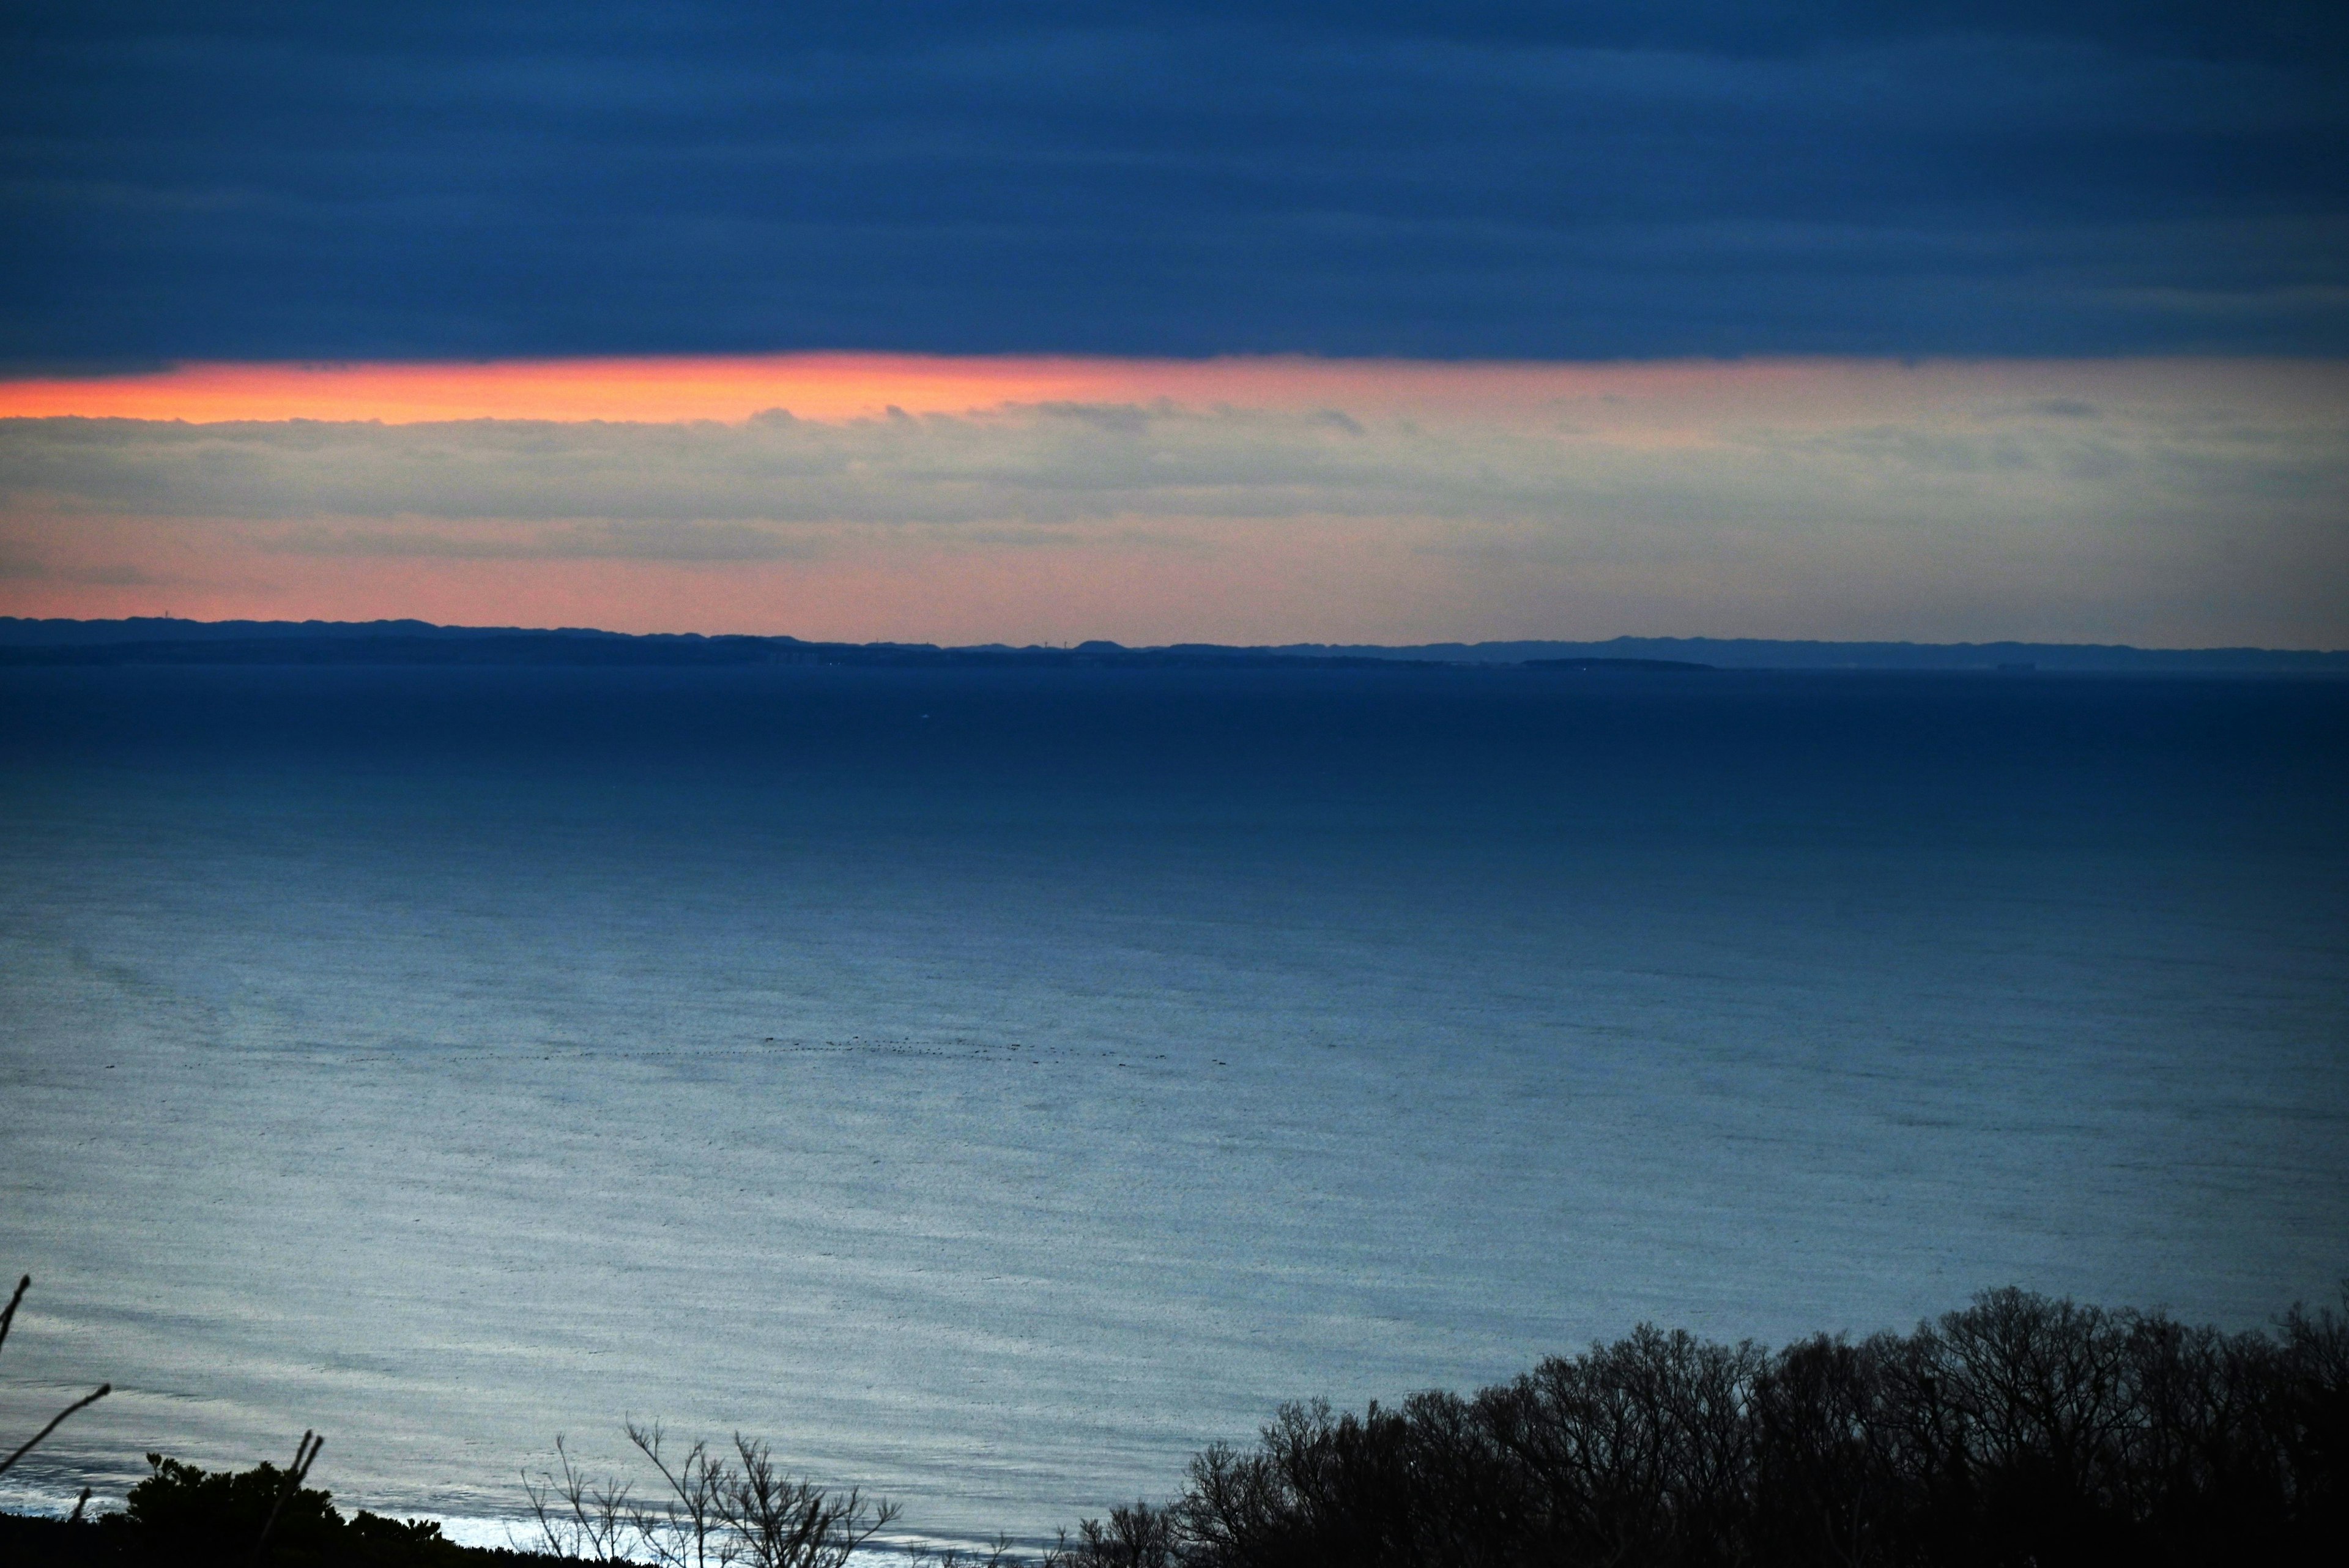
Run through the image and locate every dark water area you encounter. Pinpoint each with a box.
[2,664,2344,1547]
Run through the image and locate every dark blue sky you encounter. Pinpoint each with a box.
[5,2,2345,363]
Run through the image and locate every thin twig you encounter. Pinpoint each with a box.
[251,1429,323,1565]
[0,1383,111,1477]
[0,1274,28,1357]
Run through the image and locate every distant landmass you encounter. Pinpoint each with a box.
[0,618,2342,672]
[1271,636,2349,672]
[0,620,1437,671]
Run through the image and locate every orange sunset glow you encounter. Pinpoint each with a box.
[0,354,1114,424]
[0,352,1972,427]
[4,355,2343,648]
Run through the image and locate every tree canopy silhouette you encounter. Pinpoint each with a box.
[1050,1286,2349,1567]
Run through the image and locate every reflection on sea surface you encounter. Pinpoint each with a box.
[2,665,2344,1547]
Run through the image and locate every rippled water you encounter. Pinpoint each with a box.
[2,664,2344,1548]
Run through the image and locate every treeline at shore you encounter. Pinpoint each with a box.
[1053,1285,2347,1567]
[4,1284,2343,1566]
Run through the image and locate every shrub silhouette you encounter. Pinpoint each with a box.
[37,1451,546,1566]
[107,1451,344,1562]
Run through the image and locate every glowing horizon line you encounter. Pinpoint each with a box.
[0,351,2207,426]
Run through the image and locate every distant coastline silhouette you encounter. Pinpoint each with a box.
[3,617,2343,672]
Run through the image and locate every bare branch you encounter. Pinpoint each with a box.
[0,1274,28,1358]
[250,1429,324,1565]
[0,1383,111,1478]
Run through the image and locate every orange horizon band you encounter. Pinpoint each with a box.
[0,352,1952,426]
[0,355,1110,425]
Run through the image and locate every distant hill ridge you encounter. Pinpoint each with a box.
[0,617,2342,671]
[1270,636,2349,671]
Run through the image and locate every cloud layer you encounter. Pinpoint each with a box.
[3,357,2342,646]
[5,3,2344,360]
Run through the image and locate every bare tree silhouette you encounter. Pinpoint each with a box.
[526,1425,900,1568]
[1047,1284,2349,1568]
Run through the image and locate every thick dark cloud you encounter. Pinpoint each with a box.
[4,2,2344,362]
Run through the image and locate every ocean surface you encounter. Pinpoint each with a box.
[2,664,2344,1550]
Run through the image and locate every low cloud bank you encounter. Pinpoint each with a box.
[1,363,2342,647]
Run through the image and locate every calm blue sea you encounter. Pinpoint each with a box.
[2,664,2345,1548]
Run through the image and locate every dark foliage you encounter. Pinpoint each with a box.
[113,1452,346,1561]
[1051,1287,2349,1568]
[0,1452,605,1567]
